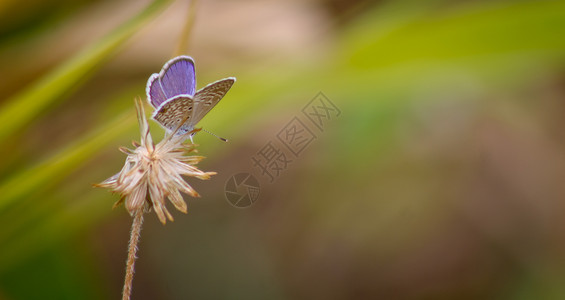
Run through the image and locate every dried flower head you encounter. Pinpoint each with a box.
[96,98,216,224]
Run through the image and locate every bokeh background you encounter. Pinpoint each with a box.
[1,0,565,299]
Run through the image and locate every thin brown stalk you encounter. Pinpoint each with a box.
[174,0,198,56]
[122,208,145,300]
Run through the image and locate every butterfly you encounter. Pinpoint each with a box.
[146,55,235,139]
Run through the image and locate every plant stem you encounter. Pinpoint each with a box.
[174,0,198,56]
[122,208,145,300]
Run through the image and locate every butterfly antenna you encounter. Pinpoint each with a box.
[201,128,228,142]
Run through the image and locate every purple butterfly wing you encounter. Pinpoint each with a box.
[160,57,196,97]
[146,74,167,107]
[146,56,196,108]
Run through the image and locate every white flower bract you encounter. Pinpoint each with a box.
[96,99,216,224]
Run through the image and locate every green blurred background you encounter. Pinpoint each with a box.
[1,0,565,299]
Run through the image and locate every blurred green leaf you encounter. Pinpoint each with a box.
[0,107,135,212]
[343,0,565,70]
[0,0,171,142]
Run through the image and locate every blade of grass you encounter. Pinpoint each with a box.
[0,107,136,212]
[0,0,172,142]
[173,0,198,56]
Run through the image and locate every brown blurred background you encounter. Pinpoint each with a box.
[1,0,565,299]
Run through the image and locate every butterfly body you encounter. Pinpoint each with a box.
[146,56,235,136]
